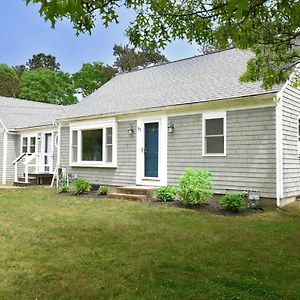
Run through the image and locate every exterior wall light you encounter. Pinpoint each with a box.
[128,124,135,135]
[168,122,175,133]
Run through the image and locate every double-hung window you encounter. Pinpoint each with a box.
[70,121,116,167]
[22,136,36,154]
[203,112,226,156]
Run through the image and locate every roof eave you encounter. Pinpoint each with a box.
[57,91,278,124]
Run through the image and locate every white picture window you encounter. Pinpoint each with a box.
[82,129,103,161]
[203,112,226,156]
[22,136,36,154]
[70,123,116,166]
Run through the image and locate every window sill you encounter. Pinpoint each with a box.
[202,153,226,157]
[142,177,160,181]
[70,163,117,169]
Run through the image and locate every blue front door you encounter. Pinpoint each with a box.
[144,122,159,178]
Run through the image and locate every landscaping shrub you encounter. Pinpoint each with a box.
[220,193,245,212]
[155,186,177,202]
[59,184,69,193]
[72,177,92,194]
[178,169,213,206]
[98,186,108,195]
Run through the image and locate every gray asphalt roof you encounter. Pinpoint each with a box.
[61,48,282,120]
[1,49,283,130]
[0,97,64,130]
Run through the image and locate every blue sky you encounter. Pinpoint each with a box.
[0,0,199,73]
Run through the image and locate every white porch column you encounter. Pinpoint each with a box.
[2,131,8,185]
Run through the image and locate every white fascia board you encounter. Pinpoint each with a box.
[16,125,58,134]
[57,93,277,124]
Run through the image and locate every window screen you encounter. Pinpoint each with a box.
[106,127,113,163]
[205,118,224,154]
[22,137,28,153]
[30,137,36,153]
[72,130,78,162]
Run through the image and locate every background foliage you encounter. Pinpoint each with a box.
[25,0,300,89]
[0,45,169,104]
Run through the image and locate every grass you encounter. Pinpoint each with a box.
[0,187,299,299]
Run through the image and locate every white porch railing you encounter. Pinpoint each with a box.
[13,153,27,182]
[13,153,42,183]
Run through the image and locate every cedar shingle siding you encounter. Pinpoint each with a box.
[167,107,276,198]
[282,78,300,198]
[59,106,277,198]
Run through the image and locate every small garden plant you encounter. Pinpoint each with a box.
[98,186,108,196]
[72,177,92,195]
[178,169,213,206]
[155,186,177,202]
[59,184,69,193]
[219,193,245,212]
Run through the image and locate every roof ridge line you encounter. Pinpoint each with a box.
[0,95,63,108]
[116,47,236,77]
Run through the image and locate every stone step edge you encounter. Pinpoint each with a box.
[108,192,148,201]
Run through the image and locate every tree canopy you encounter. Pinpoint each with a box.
[26,0,300,89]
[0,64,20,98]
[19,68,77,105]
[113,44,168,72]
[73,62,116,97]
[26,53,60,71]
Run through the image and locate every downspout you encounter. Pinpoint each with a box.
[57,122,61,167]
[0,119,8,185]
[275,93,283,207]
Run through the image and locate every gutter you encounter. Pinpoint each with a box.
[56,92,278,124]
[12,123,58,132]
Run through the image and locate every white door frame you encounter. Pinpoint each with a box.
[136,115,168,186]
[41,132,54,173]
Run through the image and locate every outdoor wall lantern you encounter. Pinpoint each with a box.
[168,122,175,133]
[127,124,135,135]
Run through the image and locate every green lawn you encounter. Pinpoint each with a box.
[0,188,299,299]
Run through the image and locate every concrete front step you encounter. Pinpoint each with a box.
[116,186,156,197]
[108,192,148,201]
[14,181,32,187]
[18,177,37,184]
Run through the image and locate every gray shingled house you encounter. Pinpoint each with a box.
[0,97,63,184]
[1,49,300,207]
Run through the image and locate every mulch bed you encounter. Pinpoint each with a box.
[63,190,108,199]
[61,190,263,216]
[146,199,263,216]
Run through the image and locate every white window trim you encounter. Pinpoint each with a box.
[21,134,37,154]
[297,118,300,158]
[41,132,55,173]
[69,120,117,168]
[202,111,227,157]
[136,115,168,186]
